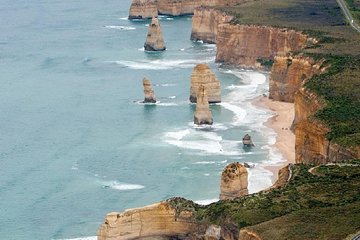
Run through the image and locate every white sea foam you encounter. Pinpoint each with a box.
[168,96,176,99]
[193,161,216,165]
[247,166,273,194]
[102,181,145,191]
[119,17,128,20]
[104,25,135,30]
[220,102,247,125]
[113,58,214,70]
[165,129,190,140]
[194,198,218,205]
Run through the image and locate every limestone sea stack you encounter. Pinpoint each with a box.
[242,134,255,147]
[194,85,213,125]
[128,0,158,19]
[143,77,156,103]
[219,162,248,200]
[190,64,221,103]
[97,201,197,240]
[144,17,166,51]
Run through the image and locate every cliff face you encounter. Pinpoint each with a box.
[144,17,166,51]
[294,87,359,164]
[190,63,221,103]
[216,24,308,68]
[269,56,322,103]
[219,162,248,200]
[129,0,158,19]
[191,7,233,43]
[97,202,197,240]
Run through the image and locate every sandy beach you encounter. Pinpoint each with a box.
[253,95,296,182]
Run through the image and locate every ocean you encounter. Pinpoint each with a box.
[0,1,285,239]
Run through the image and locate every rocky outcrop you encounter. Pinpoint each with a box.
[191,7,233,43]
[294,87,360,164]
[238,230,262,240]
[97,201,198,240]
[190,64,221,103]
[270,164,291,189]
[129,0,158,19]
[269,56,322,102]
[143,77,156,103]
[144,17,166,51]
[216,24,309,68]
[219,162,248,200]
[242,134,254,147]
[194,85,213,125]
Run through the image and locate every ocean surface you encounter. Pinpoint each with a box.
[0,1,286,239]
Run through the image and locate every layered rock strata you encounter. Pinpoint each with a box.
[216,24,309,68]
[129,0,158,19]
[191,7,233,43]
[144,17,166,51]
[97,202,197,240]
[190,64,221,103]
[194,85,213,125]
[294,87,360,164]
[143,77,156,103]
[269,56,322,102]
[219,162,248,200]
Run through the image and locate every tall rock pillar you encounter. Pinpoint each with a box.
[144,17,166,51]
[194,85,213,125]
[220,162,248,200]
[143,77,156,103]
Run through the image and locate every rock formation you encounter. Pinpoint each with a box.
[216,24,310,68]
[97,201,198,240]
[242,134,254,147]
[190,64,221,103]
[142,77,156,103]
[294,87,360,164]
[128,0,158,19]
[194,85,213,125]
[191,7,233,43]
[269,56,322,102]
[144,17,166,51]
[219,162,248,200]
[238,230,262,240]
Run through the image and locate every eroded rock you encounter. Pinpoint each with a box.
[190,64,221,103]
[194,85,213,125]
[143,77,156,103]
[129,0,158,19]
[144,17,166,51]
[220,162,248,200]
[242,134,254,147]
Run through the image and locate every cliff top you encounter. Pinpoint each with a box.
[218,0,360,148]
[219,0,360,55]
[191,161,360,239]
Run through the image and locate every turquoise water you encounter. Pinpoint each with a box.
[0,1,284,239]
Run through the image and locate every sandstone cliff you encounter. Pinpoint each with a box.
[294,87,359,164]
[269,56,322,103]
[144,17,166,51]
[143,77,156,103]
[191,7,233,43]
[219,162,248,200]
[190,63,221,103]
[216,24,309,68]
[129,0,158,19]
[238,230,262,240]
[194,85,213,125]
[97,201,197,240]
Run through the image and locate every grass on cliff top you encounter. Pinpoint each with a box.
[305,55,360,147]
[218,0,360,55]
[169,163,360,239]
[345,0,360,23]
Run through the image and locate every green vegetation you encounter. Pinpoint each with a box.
[305,55,360,146]
[256,58,274,68]
[168,164,360,239]
[345,0,360,22]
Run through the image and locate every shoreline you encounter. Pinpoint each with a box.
[252,95,296,183]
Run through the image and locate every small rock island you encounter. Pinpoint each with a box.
[144,17,166,51]
[190,63,221,103]
[194,85,213,125]
[142,77,156,103]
